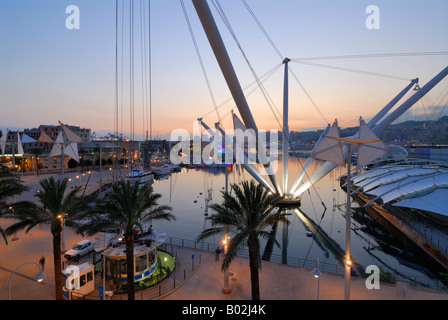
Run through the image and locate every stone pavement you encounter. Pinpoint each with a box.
[2,233,448,301]
[162,246,448,301]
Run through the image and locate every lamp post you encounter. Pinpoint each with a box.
[311,258,321,300]
[222,234,230,294]
[222,163,231,294]
[58,213,67,253]
[10,205,19,241]
[344,144,352,301]
[8,261,46,300]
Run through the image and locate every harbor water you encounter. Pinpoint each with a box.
[151,156,447,288]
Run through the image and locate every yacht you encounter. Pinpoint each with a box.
[153,164,171,176]
[126,167,154,185]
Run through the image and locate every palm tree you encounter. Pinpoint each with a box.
[197,180,287,300]
[4,177,96,300]
[0,173,30,245]
[78,180,174,300]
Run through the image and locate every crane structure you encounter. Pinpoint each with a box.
[192,0,448,206]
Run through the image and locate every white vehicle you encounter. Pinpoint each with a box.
[64,240,94,260]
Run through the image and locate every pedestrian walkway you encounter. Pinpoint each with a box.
[3,172,448,301]
[2,241,448,300]
[159,246,448,300]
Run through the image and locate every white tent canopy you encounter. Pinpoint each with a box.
[49,141,80,162]
[356,119,388,169]
[362,167,441,192]
[366,173,448,204]
[60,122,83,143]
[311,121,345,166]
[352,163,448,216]
[0,129,8,155]
[21,133,37,143]
[393,188,448,217]
[352,165,410,185]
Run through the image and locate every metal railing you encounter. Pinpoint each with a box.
[164,236,448,292]
[74,235,448,300]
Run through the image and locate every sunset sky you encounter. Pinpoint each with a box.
[1,0,447,140]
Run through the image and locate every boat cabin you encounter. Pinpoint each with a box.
[103,244,159,293]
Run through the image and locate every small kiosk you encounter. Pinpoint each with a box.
[62,262,95,300]
[102,229,169,293]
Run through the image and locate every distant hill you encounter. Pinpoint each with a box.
[289,116,448,150]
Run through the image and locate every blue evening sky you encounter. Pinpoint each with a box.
[1,0,447,139]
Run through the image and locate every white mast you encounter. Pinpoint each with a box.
[295,66,448,197]
[282,58,290,195]
[311,118,387,300]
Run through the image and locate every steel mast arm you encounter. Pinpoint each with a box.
[192,0,280,194]
[295,66,448,197]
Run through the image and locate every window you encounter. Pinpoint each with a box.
[148,252,155,265]
[120,260,126,274]
[87,271,93,283]
[135,255,147,273]
[80,274,86,287]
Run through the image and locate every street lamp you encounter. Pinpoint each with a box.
[9,206,19,241]
[8,261,47,300]
[58,213,68,253]
[311,258,321,300]
[222,162,231,295]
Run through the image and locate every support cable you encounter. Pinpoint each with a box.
[212,0,283,130]
[239,0,329,127]
[181,0,222,124]
[199,62,283,121]
[240,0,283,60]
[291,51,448,61]
[291,60,411,81]
[148,0,152,140]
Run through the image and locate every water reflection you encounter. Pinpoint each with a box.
[151,157,443,285]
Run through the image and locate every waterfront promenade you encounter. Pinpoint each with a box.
[162,246,448,300]
[2,235,448,300]
[1,171,448,300]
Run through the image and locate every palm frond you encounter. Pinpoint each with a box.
[196,227,224,242]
